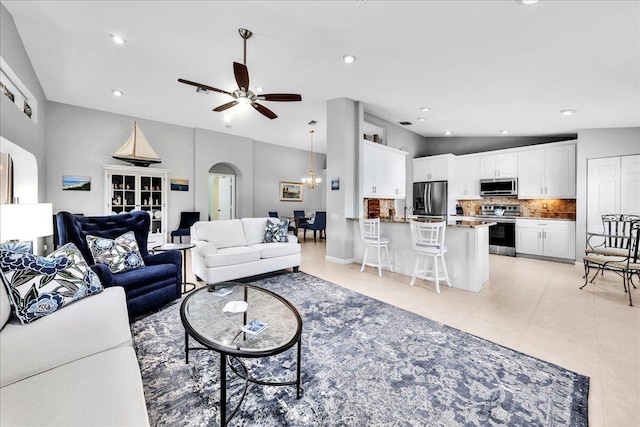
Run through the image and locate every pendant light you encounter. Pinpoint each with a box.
[301,130,321,189]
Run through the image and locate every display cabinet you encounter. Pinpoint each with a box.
[103,164,169,247]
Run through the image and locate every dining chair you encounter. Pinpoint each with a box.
[293,210,308,227]
[359,218,393,277]
[301,211,326,242]
[582,218,639,306]
[171,212,200,243]
[409,220,451,294]
[268,211,279,218]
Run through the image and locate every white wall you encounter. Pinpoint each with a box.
[46,102,195,234]
[576,127,640,259]
[252,140,326,218]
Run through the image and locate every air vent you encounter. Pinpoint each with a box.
[399,121,412,126]
[308,120,318,125]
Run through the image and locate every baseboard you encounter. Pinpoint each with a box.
[326,256,355,264]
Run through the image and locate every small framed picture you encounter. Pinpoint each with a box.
[331,178,340,191]
[62,175,91,191]
[280,181,303,202]
[170,178,189,191]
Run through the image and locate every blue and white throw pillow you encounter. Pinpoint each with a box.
[263,219,289,243]
[86,231,145,273]
[0,243,104,324]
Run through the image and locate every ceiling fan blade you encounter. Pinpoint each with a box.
[178,78,232,96]
[233,62,250,91]
[213,101,239,112]
[257,93,302,102]
[252,102,277,119]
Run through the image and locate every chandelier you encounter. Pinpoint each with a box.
[302,129,321,189]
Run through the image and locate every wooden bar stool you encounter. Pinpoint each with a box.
[409,220,451,293]
[359,218,393,277]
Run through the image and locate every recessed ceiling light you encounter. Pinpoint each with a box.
[516,0,539,5]
[110,34,126,44]
[445,130,453,136]
[418,117,426,122]
[420,107,431,112]
[255,87,263,93]
[343,54,356,64]
[500,130,510,134]
[560,109,576,116]
[112,89,123,97]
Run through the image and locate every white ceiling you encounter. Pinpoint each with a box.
[3,0,639,154]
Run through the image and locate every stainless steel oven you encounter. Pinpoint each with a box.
[477,204,520,256]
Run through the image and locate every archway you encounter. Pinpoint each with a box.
[208,163,240,220]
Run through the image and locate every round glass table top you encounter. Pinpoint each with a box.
[180,283,302,357]
[153,243,195,251]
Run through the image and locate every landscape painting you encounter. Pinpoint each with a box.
[280,181,303,202]
[170,178,189,191]
[62,175,91,191]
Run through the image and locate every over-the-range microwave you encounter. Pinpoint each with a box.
[479,178,517,198]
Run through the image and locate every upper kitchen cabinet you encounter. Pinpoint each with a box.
[362,140,408,199]
[455,155,481,199]
[518,143,576,199]
[413,154,455,182]
[478,152,518,179]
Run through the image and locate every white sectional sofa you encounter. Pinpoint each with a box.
[0,285,149,426]
[191,218,301,284]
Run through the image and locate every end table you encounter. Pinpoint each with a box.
[152,243,196,293]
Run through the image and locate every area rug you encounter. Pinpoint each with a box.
[131,272,589,426]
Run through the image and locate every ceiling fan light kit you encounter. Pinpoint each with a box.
[178,28,301,120]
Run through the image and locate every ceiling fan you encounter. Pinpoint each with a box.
[178,28,301,120]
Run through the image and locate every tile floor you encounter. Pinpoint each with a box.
[186,240,639,426]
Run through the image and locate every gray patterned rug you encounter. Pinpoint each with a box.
[131,271,589,426]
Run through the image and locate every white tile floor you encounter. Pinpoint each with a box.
[186,240,639,426]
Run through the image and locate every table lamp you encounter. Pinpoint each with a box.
[0,203,53,254]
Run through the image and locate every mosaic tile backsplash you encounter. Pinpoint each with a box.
[458,198,576,219]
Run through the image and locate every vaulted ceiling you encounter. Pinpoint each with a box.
[3,0,639,153]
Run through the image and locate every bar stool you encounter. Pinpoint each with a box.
[359,218,393,277]
[409,220,451,293]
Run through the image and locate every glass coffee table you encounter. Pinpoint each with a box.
[180,283,303,426]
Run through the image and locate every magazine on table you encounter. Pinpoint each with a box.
[242,320,268,335]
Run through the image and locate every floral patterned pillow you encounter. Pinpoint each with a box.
[263,219,289,243]
[86,231,145,273]
[0,243,104,324]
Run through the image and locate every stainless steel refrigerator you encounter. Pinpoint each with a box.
[413,181,448,217]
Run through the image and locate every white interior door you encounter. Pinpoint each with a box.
[208,174,235,221]
[587,157,621,233]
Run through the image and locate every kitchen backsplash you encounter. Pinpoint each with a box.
[458,198,576,219]
[364,198,396,218]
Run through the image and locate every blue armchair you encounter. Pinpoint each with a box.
[300,211,327,242]
[55,211,181,320]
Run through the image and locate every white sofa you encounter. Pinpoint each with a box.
[191,217,301,284]
[0,285,149,426]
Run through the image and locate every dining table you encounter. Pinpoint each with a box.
[283,215,313,236]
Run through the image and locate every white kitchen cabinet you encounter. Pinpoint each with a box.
[479,152,518,179]
[516,219,575,260]
[362,140,408,199]
[518,144,575,199]
[386,150,407,198]
[455,156,481,198]
[587,154,640,232]
[104,164,169,247]
[413,154,454,182]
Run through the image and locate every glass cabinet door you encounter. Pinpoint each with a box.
[111,173,137,214]
[140,174,163,235]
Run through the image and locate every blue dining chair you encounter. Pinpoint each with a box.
[268,211,279,218]
[301,211,326,242]
[293,210,308,226]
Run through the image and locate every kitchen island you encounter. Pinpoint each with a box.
[351,218,495,292]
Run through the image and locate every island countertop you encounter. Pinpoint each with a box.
[346,217,495,228]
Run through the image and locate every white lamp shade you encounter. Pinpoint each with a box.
[0,203,53,241]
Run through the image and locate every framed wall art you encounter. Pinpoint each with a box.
[280,181,303,202]
[62,175,91,191]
